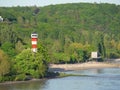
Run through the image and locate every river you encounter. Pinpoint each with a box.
[0,68,120,90]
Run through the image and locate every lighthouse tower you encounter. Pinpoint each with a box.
[31,33,38,53]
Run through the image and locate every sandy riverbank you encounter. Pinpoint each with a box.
[1,61,120,85]
[49,61,120,71]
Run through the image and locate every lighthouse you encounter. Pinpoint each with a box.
[31,33,38,53]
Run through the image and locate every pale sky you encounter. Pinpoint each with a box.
[0,0,120,7]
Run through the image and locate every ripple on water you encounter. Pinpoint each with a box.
[0,68,120,90]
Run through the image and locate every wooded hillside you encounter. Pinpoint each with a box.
[0,3,120,82]
[0,3,120,60]
[0,3,120,66]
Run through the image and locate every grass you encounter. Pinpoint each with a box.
[57,72,87,78]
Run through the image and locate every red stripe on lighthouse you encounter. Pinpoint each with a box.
[32,44,37,48]
[31,38,37,41]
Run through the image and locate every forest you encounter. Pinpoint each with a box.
[0,3,120,82]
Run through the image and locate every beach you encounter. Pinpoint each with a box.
[49,61,120,71]
[1,61,120,85]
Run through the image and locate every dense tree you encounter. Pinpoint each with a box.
[0,50,10,76]
[13,45,49,80]
[1,42,16,57]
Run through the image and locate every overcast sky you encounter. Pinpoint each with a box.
[0,0,120,7]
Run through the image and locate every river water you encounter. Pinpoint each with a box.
[0,68,120,90]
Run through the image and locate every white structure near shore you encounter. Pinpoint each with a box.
[0,16,3,22]
[91,52,98,58]
[91,52,102,61]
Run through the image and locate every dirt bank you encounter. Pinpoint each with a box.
[49,61,120,71]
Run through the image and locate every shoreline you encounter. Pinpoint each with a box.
[0,78,47,85]
[49,61,120,71]
[1,61,120,85]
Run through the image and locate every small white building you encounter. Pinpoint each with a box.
[0,16,3,22]
[91,51,102,61]
[91,52,98,58]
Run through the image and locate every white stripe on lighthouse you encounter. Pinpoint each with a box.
[32,48,37,52]
[32,41,37,44]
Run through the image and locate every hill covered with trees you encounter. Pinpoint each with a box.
[0,3,120,82]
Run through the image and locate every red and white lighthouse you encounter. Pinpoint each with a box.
[31,33,38,53]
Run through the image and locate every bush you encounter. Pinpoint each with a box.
[14,74,26,81]
[0,50,10,76]
[109,52,120,59]
[13,46,48,79]
[0,76,15,82]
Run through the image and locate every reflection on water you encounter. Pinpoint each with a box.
[0,68,120,90]
[0,80,46,90]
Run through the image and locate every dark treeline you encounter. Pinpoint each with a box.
[0,3,120,82]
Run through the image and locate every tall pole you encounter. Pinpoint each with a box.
[31,33,38,53]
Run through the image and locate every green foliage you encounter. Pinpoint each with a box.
[109,52,120,59]
[13,46,48,79]
[1,42,16,57]
[14,74,26,81]
[51,53,70,64]
[0,75,15,82]
[0,25,18,45]
[68,43,91,63]
[0,50,10,76]
[1,3,119,61]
